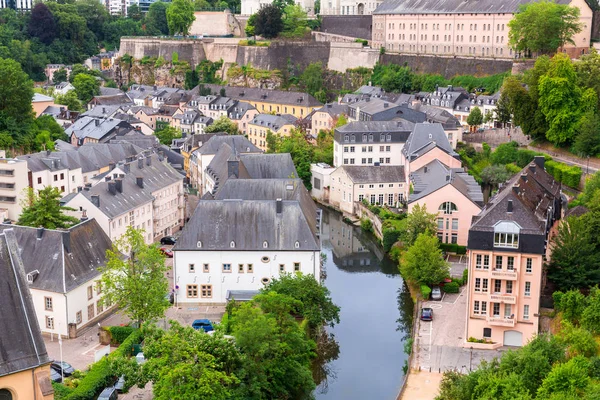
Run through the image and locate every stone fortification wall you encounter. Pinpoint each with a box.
[379,53,513,78]
[320,15,372,40]
[189,11,243,37]
[328,43,379,72]
[119,38,206,66]
[235,41,331,71]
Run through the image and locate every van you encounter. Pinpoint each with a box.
[98,387,118,400]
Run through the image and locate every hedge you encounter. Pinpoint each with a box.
[462,268,468,286]
[443,281,460,293]
[545,160,582,189]
[106,326,135,345]
[439,243,467,254]
[62,329,143,400]
[421,285,432,300]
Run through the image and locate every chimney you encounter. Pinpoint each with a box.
[109,162,115,170]
[115,178,123,193]
[529,164,536,174]
[507,199,513,213]
[138,158,143,169]
[80,209,88,222]
[85,183,92,188]
[36,227,44,239]
[95,119,99,126]
[227,160,239,178]
[276,198,282,214]
[446,175,451,181]
[520,174,528,184]
[46,150,51,156]
[146,157,151,166]
[424,166,428,173]
[102,107,106,114]
[91,194,100,208]
[384,102,389,108]
[62,231,71,253]
[533,156,545,169]
[512,185,520,196]
[123,163,130,173]
[108,181,117,195]
[77,186,82,193]
[136,177,144,188]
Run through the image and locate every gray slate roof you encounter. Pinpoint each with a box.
[174,199,320,251]
[403,123,459,161]
[0,229,50,376]
[195,135,261,155]
[193,84,322,108]
[335,120,414,144]
[65,117,133,141]
[342,165,405,183]
[82,105,123,118]
[250,114,297,131]
[373,0,570,14]
[239,153,298,179]
[314,103,349,118]
[0,219,113,293]
[409,159,483,205]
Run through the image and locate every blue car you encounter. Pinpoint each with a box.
[192,319,214,332]
[420,307,433,321]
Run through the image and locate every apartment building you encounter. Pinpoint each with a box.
[372,0,592,59]
[309,103,349,136]
[0,219,116,338]
[0,158,29,221]
[247,114,297,151]
[0,229,53,400]
[466,156,561,347]
[172,110,213,135]
[333,120,414,167]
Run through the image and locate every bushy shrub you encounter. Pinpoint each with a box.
[53,382,74,399]
[360,218,373,233]
[421,284,432,300]
[439,243,466,254]
[443,281,460,293]
[515,149,538,168]
[107,326,135,345]
[462,268,468,285]
[546,161,582,189]
[382,227,401,252]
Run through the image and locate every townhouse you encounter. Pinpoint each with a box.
[0,219,116,338]
[247,114,298,151]
[0,158,29,222]
[466,156,561,347]
[372,0,592,59]
[309,103,349,137]
[32,94,56,118]
[65,116,136,146]
[63,153,184,244]
[0,229,53,400]
[172,110,213,135]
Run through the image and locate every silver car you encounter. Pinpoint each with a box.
[431,286,442,300]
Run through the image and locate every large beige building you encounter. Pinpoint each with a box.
[466,157,561,347]
[372,0,592,58]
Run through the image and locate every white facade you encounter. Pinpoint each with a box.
[31,166,84,196]
[320,0,382,15]
[173,250,320,304]
[241,0,314,15]
[0,158,29,221]
[310,163,335,203]
[333,140,405,168]
[152,181,185,239]
[0,0,32,11]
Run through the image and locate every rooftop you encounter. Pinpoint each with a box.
[402,123,459,161]
[340,165,405,184]
[373,0,570,14]
[193,84,322,108]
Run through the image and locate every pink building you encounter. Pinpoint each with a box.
[466,157,561,347]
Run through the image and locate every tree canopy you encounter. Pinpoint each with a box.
[204,116,239,135]
[155,125,181,145]
[101,227,169,327]
[253,4,284,39]
[508,0,583,55]
[166,0,195,36]
[467,106,483,127]
[400,233,450,286]
[403,203,437,247]
[17,186,79,229]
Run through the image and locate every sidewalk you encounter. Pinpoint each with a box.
[398,370,443,400]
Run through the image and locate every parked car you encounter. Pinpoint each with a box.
[420,307,433,321]
[50,368,62,383]
[431,286,442,301]
[98,387,118,400]
[192,319,214,332]
[160,236,177,245]
[114,375,126,393]
[159,247,173,258]
[50,361,75,377]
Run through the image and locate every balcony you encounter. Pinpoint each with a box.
[491,269,518,280]
[487,316,516,327]
[489,293,516,304]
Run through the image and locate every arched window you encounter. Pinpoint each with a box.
[0,389,13,400]
[439,202,458,214]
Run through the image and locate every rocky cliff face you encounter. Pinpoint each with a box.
[116,58,188,88]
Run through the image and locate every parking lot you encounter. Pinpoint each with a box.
[414,287,502,373]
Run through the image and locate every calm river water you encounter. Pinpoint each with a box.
[315,209,414,400]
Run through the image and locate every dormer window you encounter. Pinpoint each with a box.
[197,241,202,248]
[294,241,300,249]
[494,221,520,248]
[439,202,458,214]
[263,241,268,248]
[230,241,235,248]
[344,135,349,142]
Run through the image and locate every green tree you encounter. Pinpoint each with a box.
[548,213,600,291]
[0,58,34,134]
[73,73,100,103]
[69,64,91,83]
[299,62,324,99]
[17,187,79,229]
[553,289,588,323]
[573,112,600,157]
[35,130,55,151]
[262,272,340,329]
[35,114,67,143]
[281,4,308,37]
[166,0,195,36]
[101,227,169,327]
[155,125,181,145]
[490,141,519,165]
[28,3,57,45]
[146,1,171,35]
[127,4,143,21]
[481,165,512,189]
[379,65,413,93]
[204,116,239,135]
[508,0,583,55]
[403,203,437,246]
[580,172,600,207]
[55,90,83,111]
[103,18,143,49]
[581,286,600,334]
[194,0,211,10]
[52,68,68,84]
[400,233,450,285]
[467,106,483,127]
[536,356,590,399]
[495,92,513,127]
[557,320,599,358]
[184,67,199,90]
[277,128,314,189]
[245,13,256,37]
[253,4,283,39]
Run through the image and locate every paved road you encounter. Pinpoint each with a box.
[415,287,502,373]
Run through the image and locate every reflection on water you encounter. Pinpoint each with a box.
[314,209,414,399]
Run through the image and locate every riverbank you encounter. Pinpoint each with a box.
[398,370,443,400]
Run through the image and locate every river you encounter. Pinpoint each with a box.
[315,209,414,400]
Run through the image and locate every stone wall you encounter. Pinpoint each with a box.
[379,53,513,78]
[189,11,243,37]
[328,43,379,72]
[119,38,206,66]
[312,31,361,43]
[320,15,373,40]
[235,41,331,71]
